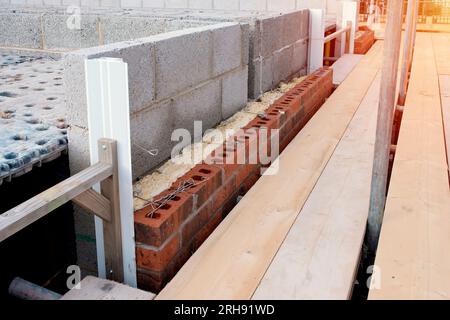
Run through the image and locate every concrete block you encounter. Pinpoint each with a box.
[189,0,212,9]
[248,19,262,61]
[0,13,42,49]
[213,0,239,10]
[64,39,155,128]
[142,0,165,7]
[101,0,120,6]
[248,58,262,99]
[211,23,242,77]
[261,16,283,58]
[154,28,212,100]
[173,80,221,143]
[240,23,250,66]
[268,0,296,11]
[64,53,90,128]
[240,0,266,11]
[261,55,274,93]
[281,11,303,48]
[273,44,294,85]
[166,0,187,8]
[67,125,90,174]
[76,238,98,277]
[42,14,100,50]
[300,9,309,39]
[130,100,175,178]
[100,16,166,44]
[292,38,307,74]
[73,205,97,240]
[120,0,142,7]
[248,56,273,99]
[164,19,209,33]
[221,66,248,120]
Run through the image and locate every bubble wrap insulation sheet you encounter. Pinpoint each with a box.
[0,53,68,184]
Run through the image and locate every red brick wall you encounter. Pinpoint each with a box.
[134,67,334,293]
[355,28,375,54]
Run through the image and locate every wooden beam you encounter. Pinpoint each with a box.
[73,189,111,222]
[253,72,382,300]
[431,33,450,75]
[156,42,384,300]
[331,53,364,86]
[98,139,124,283]
[367,0,404,253]
[0,162,112,243]
[369,33,450,300]
[439,75,450,181]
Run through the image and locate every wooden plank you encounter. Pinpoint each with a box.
[253,72,381,300]
[331,54,364,85]
[156,41,384,300]
[431,33,450,75]
[369,33,450,300]
[0,163,112,243]
[98,139,124,283]
[73,189,111,222]
[61,276,155,300]
[439,75,450,174]
[367,0,404,252]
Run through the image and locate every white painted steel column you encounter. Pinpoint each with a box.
[308,9,326,74]
[85,58,137,287]
[341,1,358,54]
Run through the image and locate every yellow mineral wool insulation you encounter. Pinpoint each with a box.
[133,75,306,210]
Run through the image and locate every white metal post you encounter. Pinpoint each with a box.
[308,9,326,74]
[85,58,137,287]
[341,1,358,54]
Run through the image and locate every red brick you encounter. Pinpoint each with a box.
[136,233,180,272]
[181,200,214,247]
[211,174,236,212]
[236,164,259,189]
[265,107,288,128]
[244,116,278,131]
[192,210,223,251]
[217,194,238,219]
[206,143,242,181]
[134,190,193,247]
[170,163,222,210]
[240,170,261,195]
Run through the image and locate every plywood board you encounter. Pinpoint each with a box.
[369,33,450,300]
[254,73,381,300]
[157,41,384,300]
[432,33,450,75]
[439,75,450,173]
[332,54,364,85]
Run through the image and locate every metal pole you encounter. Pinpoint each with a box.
[398,0,418,106]
[367,0,404,253]
[9,277,61,300]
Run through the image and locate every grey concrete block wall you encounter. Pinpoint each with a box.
[154,29,212,100]
[0,13,43,48]
[0,9,214,52]
[65,22,250,179]
[246,9,309,98]
[0,0,336,13]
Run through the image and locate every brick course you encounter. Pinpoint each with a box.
[134,66,334,292]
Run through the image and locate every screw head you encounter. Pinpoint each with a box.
[102,145,107,150]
